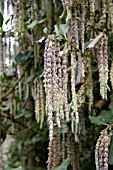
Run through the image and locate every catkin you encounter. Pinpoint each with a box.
[98,40,104,99]
[62,44,69,122]
[95,129,112,170]
[110,61,113,89]
[44,35,70,140]
[103,35,108,100]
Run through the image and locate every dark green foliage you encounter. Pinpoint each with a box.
[3,165,23,170]
[27,18,47,29]
[15,109,34,119]
[15,51,34,65]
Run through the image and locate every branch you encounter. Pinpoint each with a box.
[2,112,27,128]
[64,36,94,59]
[2,112,36,134]
[2,62,30,100]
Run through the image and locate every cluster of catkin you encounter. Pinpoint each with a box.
[63,0,85,140]
[13,0,22,32]
[43,35,69,141]
[47,124,59,170]
[33,78,45,129]
[110,61,113,89]
[47,128,80,170]
[98,35,108,100]
[95,129,112,170]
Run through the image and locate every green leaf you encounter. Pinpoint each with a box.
[51,158,70,170]
[0,27,3,33]
[15,109,33,119]
[0,12,3,28]
[15,51,34,65]
[5,18,10,25]
[109,103,113,113]
[109,35,113,42]
[59,124,69,134]
[4,165,23,170]
[14,96,21,103]
[0,106,9,111]
[54,24,69,36]
[58,24,69,36]
[89,115,106,125]
[89,109,113,125]
[27,20,38,29]
[109,134,113,165]
[55,35,64,40]
[43,27,49,35]
[36,18,47,24]
[22,109,33,118]
[27,18,47,29]
[85,41,91,48]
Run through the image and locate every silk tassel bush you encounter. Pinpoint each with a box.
[0,0,113,169]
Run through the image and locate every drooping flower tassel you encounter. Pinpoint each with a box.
[95,129,112,170]
[110,61,113,90]
[103,35,108,100]
[98,39,104,99]
[62,44,69,122]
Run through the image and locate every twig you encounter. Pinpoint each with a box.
[2,112,36,133]
[64,36,96,58]
[2,62,30,100]
[7,124,37,136]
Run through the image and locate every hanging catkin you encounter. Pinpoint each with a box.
[13,0,20,33]
[71,51,79,141]
[90,0,95,21]
[108,0,113,32]
[87,56,93,113]
[47,141,53,170]
[98,0,107,28]
[17,65,22,100]
[44,36,54,141]
[70,4,80,141]
[62,44,69,122]
[44,35,70,140]
[52,40,60,127]
[81,0,85,53]
[19,0,24,31]
[33,77,45,128]
[47,124,60,170]
[34,78,40,123]
[95,129,112,170]
[57,47,64,120]
[103,35,108,100]
[66,130,71,160]
[52,125,59,168]
[0,34,3,74]
[40,78,45,129]
[89,0,95,38]
[25,72,29,100]
[110,61,113,89]
[62,133,66,161]
[97,35,108,100]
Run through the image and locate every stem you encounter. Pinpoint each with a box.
[65,36,94,59]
